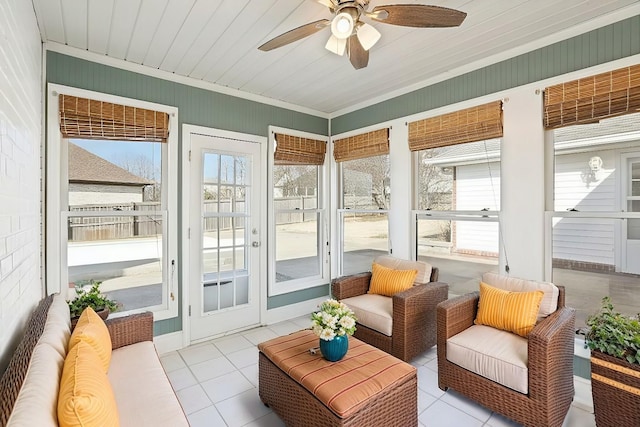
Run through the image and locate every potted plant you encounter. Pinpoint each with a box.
[68,280,118,325]
[585,296,640,427]
[310,299,357,362]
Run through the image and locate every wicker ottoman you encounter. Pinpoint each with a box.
[258,329,417,427]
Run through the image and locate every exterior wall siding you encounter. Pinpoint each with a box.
[455,163,500,255]
[0,0,43,373]
[553,150,617,267]
[69,183,144,205]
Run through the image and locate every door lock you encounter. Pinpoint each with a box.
[252,241,260,247]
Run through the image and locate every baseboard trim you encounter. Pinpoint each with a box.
[573,375,593,412]
[154,331,184,354]
[264,296,326,325]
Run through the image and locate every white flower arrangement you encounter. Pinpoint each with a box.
[311,299,357,341]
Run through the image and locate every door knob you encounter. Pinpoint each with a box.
[252,241,260,247]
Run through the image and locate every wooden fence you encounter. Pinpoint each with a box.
[68,202,161,241]
[69,196,318,241]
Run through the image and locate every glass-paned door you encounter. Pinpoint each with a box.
[189,134,261,341]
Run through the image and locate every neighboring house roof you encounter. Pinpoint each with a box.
[68,143,152,186]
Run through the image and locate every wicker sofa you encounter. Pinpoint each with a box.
[0,293,188,427]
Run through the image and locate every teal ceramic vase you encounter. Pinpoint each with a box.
[319,335,349,362]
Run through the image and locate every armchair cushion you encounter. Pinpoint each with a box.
[482,272,558,321]
[475,282,544,337]
[375,255,432,284]
[342,294,393,336]
[447,325,528,393]
[368,263,417,297]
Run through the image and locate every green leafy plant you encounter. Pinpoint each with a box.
[68,280,118,318]
[311,299,357,341]
[585,296,640,365]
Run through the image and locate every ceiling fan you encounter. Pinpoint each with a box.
[258,0,467,70]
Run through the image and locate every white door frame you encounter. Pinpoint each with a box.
[621,151,640,274]
[181,124,267,347]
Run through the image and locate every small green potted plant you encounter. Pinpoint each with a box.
[585,296,640,427]
[68,280,118,324]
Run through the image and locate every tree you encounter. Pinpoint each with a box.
[114,153,161,202]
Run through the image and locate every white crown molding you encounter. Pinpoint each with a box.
[44,42,330,120]
[329,3,640,118]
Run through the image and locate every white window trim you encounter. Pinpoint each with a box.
[46,83,179,321]
[267,126,330,296]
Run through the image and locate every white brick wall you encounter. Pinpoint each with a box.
[0,0,43,371]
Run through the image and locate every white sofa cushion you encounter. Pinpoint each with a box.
[482,272,559,321]
[342,294,393,336]
[7,342,64,427]
[38,294,71,358]
[447,325,529,394]
[108,341,189,427]
[374,255,432,285]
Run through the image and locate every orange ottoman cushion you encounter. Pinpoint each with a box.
[258,329,416,419]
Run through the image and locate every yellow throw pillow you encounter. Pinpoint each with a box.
[368,262,418,297]
[68,307,112,372]
[58,341,120,427]
[475,281,544,337]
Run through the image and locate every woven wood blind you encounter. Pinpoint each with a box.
[274,133,326,165]
[333,128,389,162]
[59,94,169,142]
[544,64,640,129]
[408,101,503,151]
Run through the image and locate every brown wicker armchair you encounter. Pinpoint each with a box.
[331,256,448,362]
[437,273,576,427]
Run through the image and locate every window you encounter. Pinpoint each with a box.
[545,66,640,328]
[268,128,328,295]
[335,129,390,275]
[410,102,503,296]
[47,86,178,320]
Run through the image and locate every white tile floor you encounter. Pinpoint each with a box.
[160,316,596,427]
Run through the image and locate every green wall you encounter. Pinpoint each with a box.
[332,14,640,134]
[46,52,329,335]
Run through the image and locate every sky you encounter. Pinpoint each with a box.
[72,139,160,166]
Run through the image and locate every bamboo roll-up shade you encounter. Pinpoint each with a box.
[408,101,503,151]
[274,133,326,165]
[333,128,389,162]
[59,95,169,142]
[544,64,640,129]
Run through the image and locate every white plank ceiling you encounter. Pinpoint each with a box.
[31,0,640,115]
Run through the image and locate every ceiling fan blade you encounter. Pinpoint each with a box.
[258,19,330,51]
[370,5,467,28]
[347,34,368,70]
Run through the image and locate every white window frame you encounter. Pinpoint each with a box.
[267,126,329,296]
[46,83,179,321]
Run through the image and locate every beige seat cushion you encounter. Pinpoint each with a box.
[482,272,559,321]
[447,325,529,394]
[108,341,189,427]
[342,294,393,336]
[374,255,432,285]
[7,343,64,427]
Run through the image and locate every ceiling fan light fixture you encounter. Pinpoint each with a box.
[331,12,354,39]
[356,23,381,51]
[325,34,347,56]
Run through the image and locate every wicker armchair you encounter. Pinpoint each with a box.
[437,274,576,427]
[331,256,448,362]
